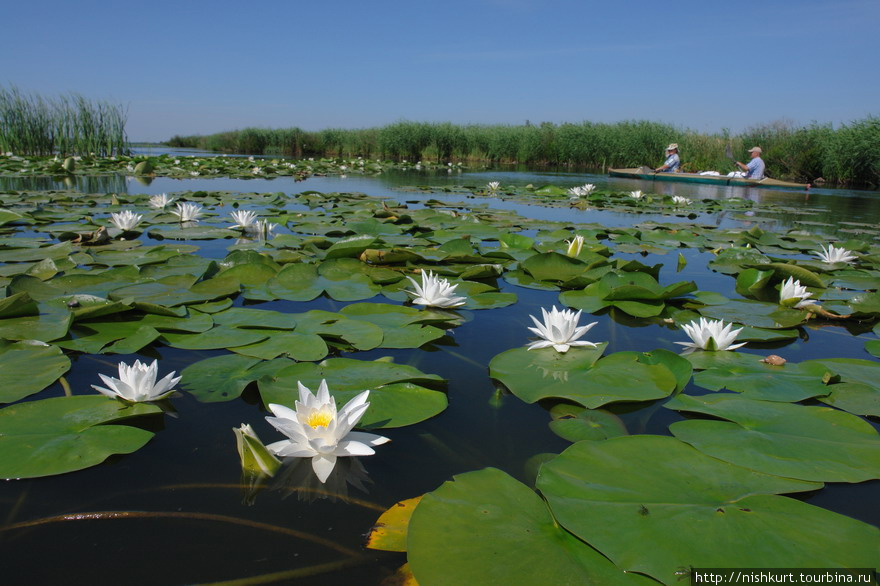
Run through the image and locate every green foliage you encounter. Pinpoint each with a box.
[0,85,129,156]
[164,116,880,186]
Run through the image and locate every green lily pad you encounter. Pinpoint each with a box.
[267,262,380,302]
[698,299,807,329]
[0,395,162,479]
[230,331,329,361]
[536,436,876,584]
[407,467,653,585]
[818,382,880,418]
[490,346,677,408]
[0,341,71,403]
[257,357,446,428]
[180,355,293,402]
[667,394,880,483]
[548,404,628,442]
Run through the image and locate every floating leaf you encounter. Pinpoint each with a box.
[490,346,676,408]
[0,396,161,479]
[408,467,652,585]
[667,394,880,483]
[0,341,71,403]
[258,358,446,428]
[536,436,875,584]
[365,496,422,552]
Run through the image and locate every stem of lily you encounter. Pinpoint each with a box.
[58,376,72,397]
[197,556,372,586]
[0,511,362,557]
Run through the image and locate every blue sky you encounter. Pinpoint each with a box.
[4,0,877,141]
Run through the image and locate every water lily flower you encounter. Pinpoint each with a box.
[629,190,643,200]
[91,359,181,402]
[487,181,501,193]
[230,209,258,230]
[234,423,282,477]
[566,235,584,257]
[676,318,746,352]
[264,380,390,483]
[149,193,174,209]
[672,195,691,205]
[527,306,599,353]
[190,171,200,176]
[251,166,263,175]
[110,210,143,231]
[816,244,857,264]
[405,270,466,308]
[779,277,817,309]
[252,219,279,239]
[171,202,202,222]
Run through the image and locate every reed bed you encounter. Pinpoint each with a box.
[168,117,880,187]
[0,86,129,157]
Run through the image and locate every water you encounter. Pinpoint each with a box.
[0,168,877,584]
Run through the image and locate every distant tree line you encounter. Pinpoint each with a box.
[165,117,878,186]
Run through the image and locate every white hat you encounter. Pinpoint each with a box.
[748,146,762,154]
[666,143,678,151]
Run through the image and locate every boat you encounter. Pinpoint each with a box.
[608,168,809,190]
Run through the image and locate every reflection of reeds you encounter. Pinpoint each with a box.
[166,117,880,186]
[0,85,129,156]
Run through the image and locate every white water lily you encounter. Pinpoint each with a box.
[405,270,466,308]
[672,195,691,205]
[566,235,584,257]
[110,210,143,231]
[629,190,643,200]
[568,183,596,198]
[487,181,501,193]
[252,219,279,239]
[265,380,390,483]
[527,306,599,353]
[816,244,857,264]
[230,209,258,230]
[171,202,203,222]
[251,166,262,175]
[149,193,174,209]
[91,359,181,402]
[779,277,817,309]
[676,318,746,352]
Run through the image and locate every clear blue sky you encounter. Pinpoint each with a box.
[4,0,877,142]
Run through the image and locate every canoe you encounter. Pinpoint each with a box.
[608,168,809,190]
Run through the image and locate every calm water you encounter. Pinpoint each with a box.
[0,168,878,585]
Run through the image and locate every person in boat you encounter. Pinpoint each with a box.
[735,146,765,180]
[654,143,680,173]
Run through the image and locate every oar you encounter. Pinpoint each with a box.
[724,144,736,163]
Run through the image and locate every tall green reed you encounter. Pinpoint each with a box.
[164,117,880,187]
[0,85,129,157]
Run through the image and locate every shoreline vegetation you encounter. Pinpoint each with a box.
[0,86,129,158]
[167,118,880,188]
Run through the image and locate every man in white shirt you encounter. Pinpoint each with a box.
[654,143,680,173]
[736,146,765,180]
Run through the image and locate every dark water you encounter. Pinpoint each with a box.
[0,169,877,585]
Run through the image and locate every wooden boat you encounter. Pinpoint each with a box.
[608,168,809,190]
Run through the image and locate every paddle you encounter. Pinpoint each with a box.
[724,144,736,163]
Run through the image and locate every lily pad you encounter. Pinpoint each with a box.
[666,394,880,483]
[0,341,71,403]
[0,395,162,479]
[258,358,446,428]
[407,467,652,585]
[490,346,677,408]
[536,436,876,584]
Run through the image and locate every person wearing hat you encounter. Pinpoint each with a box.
[654,143,680,173]
[735,147,765,180]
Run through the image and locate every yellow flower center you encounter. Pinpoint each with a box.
[306,407,334,429]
